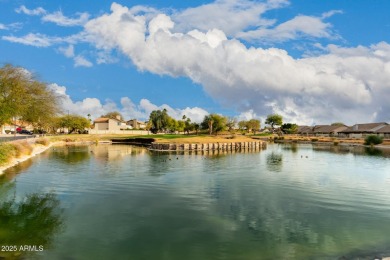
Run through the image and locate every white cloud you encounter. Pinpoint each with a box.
[74,55,93,67]
[321,10,343,19]
[237,110,260,122]
[42,11,90,27]
[7,2,390,125]
[82,3,390,124]
[15,5,46,16]
[96,51,118,64]
[173,0,288,37]
[48,83,209,122]
[237,15,334,42]
[0,23,6,30]
[58,45,75,58]
[15,5,89,26]
[1,33,60,47]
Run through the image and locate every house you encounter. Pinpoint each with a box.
[126,119,146,129]
[94,117,127,131]
[375,125,390,139]
[312,125,348,137]
[338,122,388,138]
[297,126,314,136]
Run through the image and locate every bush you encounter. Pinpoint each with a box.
[0,143,15,165]
[333,141,339,146]
[35,138,50,146]
[364,135,383,145]
[11,142,33,157]
[311,138,318,142]
[5,130,10,134]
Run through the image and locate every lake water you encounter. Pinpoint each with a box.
[1,143,390,259]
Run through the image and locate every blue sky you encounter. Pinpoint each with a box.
[1,0,390,125]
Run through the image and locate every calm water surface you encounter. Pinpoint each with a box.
[1,144,390,259]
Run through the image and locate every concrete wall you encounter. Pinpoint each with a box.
[108,120,122,131]
[150,141,267,151]
[95,122,109,130]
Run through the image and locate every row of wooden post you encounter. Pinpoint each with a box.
[149,141,266,151]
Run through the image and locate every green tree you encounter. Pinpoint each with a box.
[0,64,60,128]
[192,123,200,135]
[149,109,170,134]
[265,114,283,132]
[364,135,383,145]
[201,114,227,135]
[331,122,345,126]
[58,115,90,134]
[281,123,298,134]
[238,120,248,132]
[101,111,123,120]
[247,119,261,134]
[184,118,194,134]
[226,117,237,132]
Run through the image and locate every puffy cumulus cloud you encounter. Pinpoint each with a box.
[48,83,209,122]
[83,3,390,124]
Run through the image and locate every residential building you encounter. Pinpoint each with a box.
[297,126,313,136]
[94,117,127,131]
[338,122,388,138]
[126,119,146,129]
[375,125,390,139]
[312,125,348,137]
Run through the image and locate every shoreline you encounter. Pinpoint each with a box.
[0,142,55,175]
[1,136,389,175]
[0,140,114,175]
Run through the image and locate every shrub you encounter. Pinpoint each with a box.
[5,130,10,134]
[35,138,50,146]
[0,143,16,165]
[11,141,33,157]
[364,135,383,145]
[333,141,339,146]
[311,138,318,142]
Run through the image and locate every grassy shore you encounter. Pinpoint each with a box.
[271,135,390,146]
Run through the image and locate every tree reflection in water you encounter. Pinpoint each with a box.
[266,152,283,172]
[50,145,90,164]
[364,147,383,156]
[0,193,64,258]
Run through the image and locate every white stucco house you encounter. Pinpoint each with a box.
[93,117,127,131]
